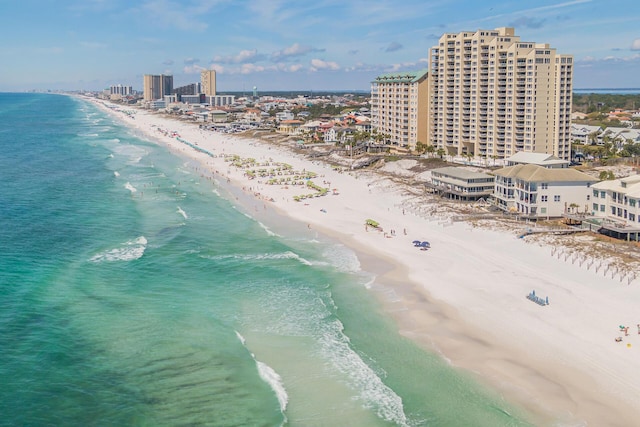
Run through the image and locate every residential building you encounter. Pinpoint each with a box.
[428,27,573,160]
[428,166,495,201]
[181,94,205,104]
[493,163,596,217]
[173,83,201,96]
[276,111,294,121]
[590,175,640,241]
[201,70,217,96]
[371,69,429,149]
[206,95,235,107]
[143,74,173,101]
[110,84,133,96]
[277,120,304,135]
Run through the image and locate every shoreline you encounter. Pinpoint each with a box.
[91,98,640,426]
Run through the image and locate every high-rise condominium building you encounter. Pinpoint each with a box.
[428,27,573,160]
[201,70,217,96]
[371,70,429,149]
[110,84,133,96]
[143,74,173,101]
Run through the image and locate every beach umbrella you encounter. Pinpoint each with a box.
[412,240,421,245]
[420,241,430,247]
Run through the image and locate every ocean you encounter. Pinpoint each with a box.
[0,93,535,426]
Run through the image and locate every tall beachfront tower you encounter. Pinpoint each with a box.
[371,70,429,150]
[428,27,573,160]
[200,70,217,96]
[143,74,173,101]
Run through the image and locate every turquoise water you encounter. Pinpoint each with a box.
[0,93,536,426]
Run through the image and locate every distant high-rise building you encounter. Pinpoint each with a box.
[200,70,216,96]
[173,83,201,97]
[143,74,173,101]
[371,70,429,149]
[428,27,573,160]
[110,84,133,96]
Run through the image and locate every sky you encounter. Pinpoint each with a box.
[1,0,639,92]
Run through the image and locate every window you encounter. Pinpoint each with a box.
[593,189,598,197]
[541,195,548,202]
[541,183,548,190]
[593,203,598,211]
[554,195,561,202]
[600,205,605,212]
[600,191,606,198]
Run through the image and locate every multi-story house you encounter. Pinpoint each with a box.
[428,27,573,160]
[371,70,428,150]
[429,167,495,201]
[590,175,640,241]
[493,164,596,218]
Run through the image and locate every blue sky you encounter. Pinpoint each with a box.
[1,0,639,92]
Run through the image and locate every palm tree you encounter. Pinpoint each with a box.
[426,145,436,158]
[436,148,446,159]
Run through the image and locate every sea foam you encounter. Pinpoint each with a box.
[177,206,188,219]
[124,182,137,193]
[90,236,147,262]
[235,331,289,414]
[320,317,409,426]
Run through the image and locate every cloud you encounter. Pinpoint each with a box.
[214,49,266,64]
[241,63,266,74]
[310,59,340,71]
[36,47,64,54]
[79,41,108,49]
[183,57,200,65]
[133,0,228,32]
[508,16,546,29]
[183,64,206,74]
[632,39,640,51]
[163,59,174,65]
[207,64,225,74]
[384,42,403,53]
[271,43,324,61]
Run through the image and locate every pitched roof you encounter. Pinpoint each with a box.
[493,163,598,183]
[373,69,428,84]
[592,174,640,197]
[506,151,568,166]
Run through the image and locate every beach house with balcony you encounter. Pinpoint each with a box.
[493,164,597,218]
[589,175,640,241]
[428,167,495,201]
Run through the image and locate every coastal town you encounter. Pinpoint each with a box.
[92,27,640,249]
[5,15,640,427]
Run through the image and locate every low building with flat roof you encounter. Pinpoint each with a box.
[428,166,495,201]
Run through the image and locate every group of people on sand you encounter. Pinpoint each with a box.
[615,324,640,342]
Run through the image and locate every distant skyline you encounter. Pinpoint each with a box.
[1,0,639,92]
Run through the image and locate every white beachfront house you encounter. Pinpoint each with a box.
[428,167,495,201]
[589,175,640,241]
[493,164,597,218]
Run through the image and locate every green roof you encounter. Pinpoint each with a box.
[373,69,428,84]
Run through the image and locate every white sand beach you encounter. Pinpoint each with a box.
[95,99,640,426]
